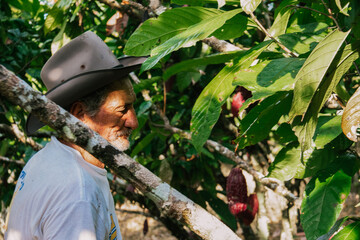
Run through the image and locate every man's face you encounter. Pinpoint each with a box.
[83,78,138,151]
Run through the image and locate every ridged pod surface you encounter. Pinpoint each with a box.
[342,87,360,142]
[226,168,259,225]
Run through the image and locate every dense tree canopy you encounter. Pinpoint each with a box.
[1,0,360,239]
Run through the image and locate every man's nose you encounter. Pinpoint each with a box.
[124,108,138,130]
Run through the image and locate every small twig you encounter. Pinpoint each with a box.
[0,123,43,151]
[0,156,25,165]
[202,36,243,52]
[98,0,146,20]
[249,12,298,57]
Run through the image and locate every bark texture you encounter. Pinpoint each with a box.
[0,65,241,240]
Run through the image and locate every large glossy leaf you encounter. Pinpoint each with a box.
[267,142,303,181]
[317,216,349,240]
[44,7,64,35]
[233,58,305,113]
[236,91,292,149]
[212,14,248,40]
[240,0,262,14]
[163,51,245,80]
[314,116,343,148]
[266,0,298,39]
[141,8,243,72]
[332,221,360,240]
[171,0,239,6]
[289,30,350,119]
[277,31,328,55]
[301,170,352,240]
[268,143,340,181]
[190,41,271,152]
[294,41,359,152]
[124,7,223,56]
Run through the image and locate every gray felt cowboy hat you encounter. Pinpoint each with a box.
[26,31,146,135]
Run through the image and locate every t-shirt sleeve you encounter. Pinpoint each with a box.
[40,200,107,240]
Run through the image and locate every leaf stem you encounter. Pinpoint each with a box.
[249,12,298,57]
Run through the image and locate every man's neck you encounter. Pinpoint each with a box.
[59,139,105,169]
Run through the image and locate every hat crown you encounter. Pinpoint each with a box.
[41,31,119,90]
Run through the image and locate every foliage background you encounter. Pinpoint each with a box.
[1,0,360,239]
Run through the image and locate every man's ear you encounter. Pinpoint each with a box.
[69,102,86,120]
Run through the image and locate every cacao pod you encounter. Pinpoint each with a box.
[226,168,259,225]
[226,168,248,205]
[231,86,252,117]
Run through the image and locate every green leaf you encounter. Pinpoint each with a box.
[141,8,243,72]
[332,221,360,240]
[233,58,305,113]
[44,7,64,35]
[50,21,70,55]
[190,41,271,152]
[212,14,248,40]
[335,0,350,16]
[293,40,359,152]
[131,132,157,157]
[289,29,350,120]
[124,7,237,57]
[163,50,245,80]
[266,0,298,39]
[240,0,262,14]
[171,0,239,6]
[301,170,352,240]
[314,116,343,149]
[236,91,292,149]
[317,216,349,240]
[267,142,303,181]
[277,31,328,55]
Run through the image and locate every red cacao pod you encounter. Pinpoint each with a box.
[226,168,248,205]
[240,193,259,225]
[231,87,252,117]
[229,202,247,215]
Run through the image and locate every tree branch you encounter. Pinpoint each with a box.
[97,0,146,20]
[249,12,298,57]
[0,65,242,240]
[127,73,297,203]
[202,36,243,52]
[0,123,43,151]
[0,156,25,165]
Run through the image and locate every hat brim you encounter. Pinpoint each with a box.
[26,57,146,135]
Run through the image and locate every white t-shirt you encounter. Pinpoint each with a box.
[5,137,122,240]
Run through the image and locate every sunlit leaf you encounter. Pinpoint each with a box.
[331,221,360,240]
[190,41,271,152]
[294,41,359,152]
[335,0,350,16]
[267,142,303,181]
[141,8,243,72]
[44,7,64,35]
[236,91,292,149]
[240,0,262,14]
[301,169,352,240]
[233,58,305,113]
[171,0,239,6]
[163,51,245,80]
[314,116,343,148]
[317,216,349,240]
[289,29,350,119]
[266,0,298,39]
[124,7,242,57]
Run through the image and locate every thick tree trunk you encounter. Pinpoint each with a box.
[0,65,241,240]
